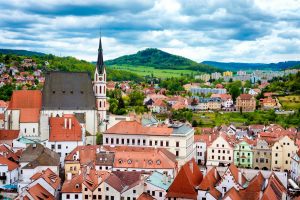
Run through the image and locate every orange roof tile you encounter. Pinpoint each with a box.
[0,156,19,171]
[30,168,61,190]
[137,192,155,200]
[238,94,253,100]
[20,108,40,123]
[0,130,19,141]
[49,115,82,142]
[105,121,172,136]
[104,146,177,169]
[0,100,8,108]
[239,172,265,200]
[261,173,286,200]
[65,145,99,165]
[8,90,42,109]
[167,159,203,199]
[199,167,221,199]
[222,187,242,200]
[27,183,55,200]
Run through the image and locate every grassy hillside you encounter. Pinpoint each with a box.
[202,61,300,71]
[106,48,221,73]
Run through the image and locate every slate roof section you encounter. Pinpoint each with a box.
[96,37,106,74]
[42,72,96,110]
[20,144,59,169]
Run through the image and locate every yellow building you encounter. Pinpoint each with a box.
[223,71,233,77]
[271,136,298,171]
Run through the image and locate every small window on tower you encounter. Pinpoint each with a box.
[99,101,102,108]
[80,91,84,94]
[70,91,73,94]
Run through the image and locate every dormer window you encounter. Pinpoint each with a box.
[127,159,132,164]
[148,160,153,165]
[118,159,123,164]
[75,184,79,189]
[156,160,161,165]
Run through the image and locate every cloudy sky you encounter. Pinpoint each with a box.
[0,0,300,62]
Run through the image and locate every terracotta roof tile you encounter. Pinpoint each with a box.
[104,146,177,170]
[137,192,155,200]
[167,159,203,199]
[27,183,55,200]
[0,155,19,171]
[222,187,242,200]
[30,168,61,190]
[0,130,20,141]
[49,115,82,142]
[261,173,286,200]
[105,121,172,136]
[238,94,253,100]
[8,90,42,109]
[199,167,221,199]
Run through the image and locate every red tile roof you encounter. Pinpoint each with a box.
[217,163,247,188]
[105,171,142,193]
[105,121,172,136]
[0,100,8,108]
[8,90,42,123]
[261,173,286,200]
[49,115,82,142]
[239,172,265,200]
[199,167,221,199]
[27,183,55,200]
[238,94,253,100]
[167,158,203,199]
[8,90,42,109]
[137,192,155,200]
[104,146,177,170]
[0,130,19,141]
[222,187,242,200]
[30,168,61,190]
[0,156,19,171]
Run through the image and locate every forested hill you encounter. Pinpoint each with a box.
[0,49,46,56]
[0,50,143,82]
[105,48,222,73]
[202,61,300,71]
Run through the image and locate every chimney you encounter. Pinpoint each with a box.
[214,168,218,179]
[64,118,67,129]
[189,162,193,174]
[69,118,72,129]
[67,172,72,180]
[162,173,167,185]
[238,171,242,185]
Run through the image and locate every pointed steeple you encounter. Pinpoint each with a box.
[96,36,105,74]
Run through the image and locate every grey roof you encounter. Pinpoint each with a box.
[171,124,193,135]
[96,37,105,74]
[141,115,158,126]
[20,144,60,168]
[74,113,86,124]
[42,72,96,110]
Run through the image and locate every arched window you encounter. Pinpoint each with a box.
[99,101,102,108]
[95,85,98,94]
[104,101,106,108]
[104,74,106,80]
[104,86,106,94]
[100,86,102,94]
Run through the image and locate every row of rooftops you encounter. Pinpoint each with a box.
[167,159,288,200]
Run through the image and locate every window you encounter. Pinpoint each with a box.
[98,195,102,199]
[111,196,114,200]
[176,142,179,147]
[217,144,219,147]
[275,153,278,157]
[51,144,55,150]
[93,195,96,199]
[155,141,158,146]
[276,146,278,149]
[159,192,162,197]
[127,139,130,144]
[106,196,109,200]
[275,160,278,164]
[33,128,35,133]
[288,153,290,157]
[67,194,70,199]
[227,150,230,154]
[132,139,135,145]
[152,191,155,196]
[127,197,130,200]
[98,188,101,191]
[75,194,78,199]
[248,153,250,156]
[133,190,136,194]
[229,156,231,160]
[256,158,258,162]
[106,187,109,191]
[122,139,125,144]
[24,128,27,133]
[223,150,225,153]
[143,139,146,145]
[85,187,87,191]
[212,155,214,159]
[111,138,114,144]
[149,141,152,146]
[116,138,119,144]
[137,139,140,145]
[222,144,224,147]
[286,160,288,164]
[218,156,220,160]
[160,141,163,146]
[212,150,214,153]
[106,138,108,144]
[85,195,88,199]
[266,159,268,163]
[176,151,179,157]
[166,141,169,146]
[218,150,220,153]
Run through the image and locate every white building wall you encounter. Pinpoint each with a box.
[195,141,206,165]
[145,182,167,200]
[0,165,18,186]
[62,193,82,200]
[20,123,39,137]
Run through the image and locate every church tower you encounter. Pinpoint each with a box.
[94,37,107,129]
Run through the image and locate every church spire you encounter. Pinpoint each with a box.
[96,36,105,74]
